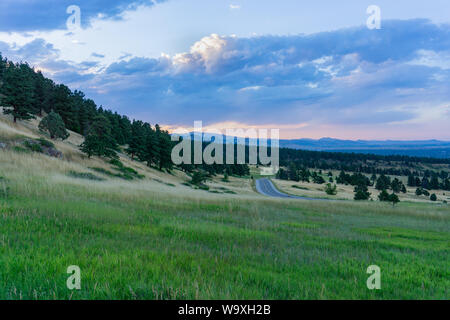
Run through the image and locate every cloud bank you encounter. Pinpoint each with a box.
[0,0,165,32]
[1,19,449,139]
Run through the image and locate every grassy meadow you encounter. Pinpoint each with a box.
[0,116,449,300]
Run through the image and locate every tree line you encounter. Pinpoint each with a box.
[0,55,174,171]
[0,55,251,177]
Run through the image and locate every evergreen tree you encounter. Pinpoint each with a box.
[421,177,430,190]
[430,194,437,201]
[51,85,72,126]
[143,124,159,166]
[415,177,422,187]
[415,187,423,196]
[1,63,35,122]
[401,184,407,193]
[288,162,299,182]
[407,175,416,187]
[378,189,390,202]
[391,178,402,193]
[126,120,146,160]
[80,115,118,158]
[430,175,440,190]
[375,174,391,191]
[388,193,400,206]
[191,171,205,185]
[38,111,69,140]
[158,129,174,171]
[354,184,371,200]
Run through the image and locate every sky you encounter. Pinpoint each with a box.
[0,0,449,140]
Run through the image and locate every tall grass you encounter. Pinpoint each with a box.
[0,145,449,300]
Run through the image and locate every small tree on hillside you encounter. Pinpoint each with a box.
[388,193,400,206]
[378,189,390,202]
[39,111,69,140]
[430,194,437,202]
[191,171,206,186]
[1,63,35,123]
[354,184,371,200]
[325,183,337,195]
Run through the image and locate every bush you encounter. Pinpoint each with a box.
[324,183,337,195]
[12,146,30,153]
[36,138,55,148]
[68,171,105,181]
[191,171,206,186]
[23,140,43,153]
[430,194,437,201]
[415,187,422,196]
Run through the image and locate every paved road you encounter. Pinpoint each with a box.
[255,178,328,201]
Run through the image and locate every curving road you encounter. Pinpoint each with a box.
[255,178,329,201]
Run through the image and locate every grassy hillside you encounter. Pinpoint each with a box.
[0,114,449,299]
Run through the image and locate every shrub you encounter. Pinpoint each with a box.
[12,146,30,153]
[191,171,206,186]
[430,194,437,202]
[68,171,105,181]
[36,138,55,148]
[324,183,337,195]
[23,140,43,153]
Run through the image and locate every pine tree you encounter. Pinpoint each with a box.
[376,174,391,190]
[421,177,430,190]
[354,184,371,200]
[126,120,145,160]
[80,115,118,158]
[391,178,402,193]
[158,129,173,171]
[1,63,35,122]
[430,175,440,190]
[142,124,159,166]
[39,111,69,140]
[388,193,400,206]
[378,189,390,202]
[407,174,416,187]
[52,84,76,130]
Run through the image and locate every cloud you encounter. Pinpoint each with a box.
[2,19,450,139]
[229,4,241,10]
[0,0,166,32]
[91,52,105,58]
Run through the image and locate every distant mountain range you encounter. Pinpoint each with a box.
[279,138,450,158]
[178,133,450,159]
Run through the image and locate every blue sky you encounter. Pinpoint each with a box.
[0,0,449,139]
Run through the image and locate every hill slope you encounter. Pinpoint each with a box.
[0,114,449,300]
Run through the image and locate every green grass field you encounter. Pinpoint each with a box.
[0,155,448,300]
